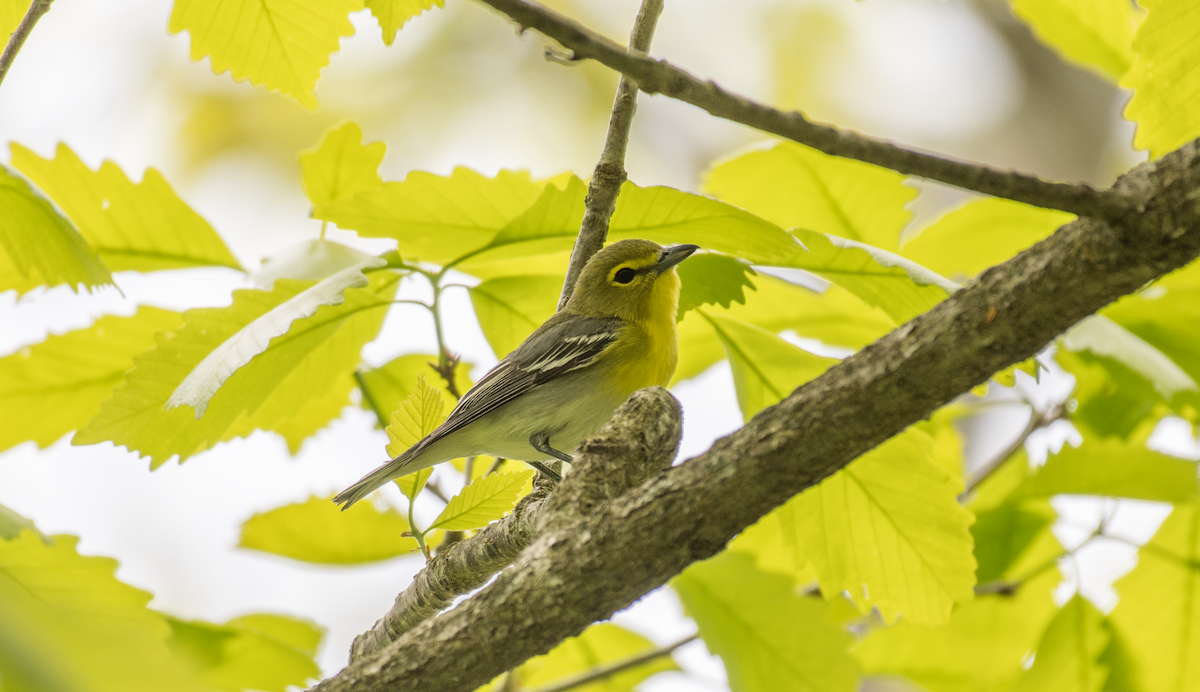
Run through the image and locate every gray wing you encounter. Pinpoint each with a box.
[417,314,624,450]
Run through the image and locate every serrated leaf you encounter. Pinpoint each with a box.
[1014,596,1109,692]
[384,374,446,458]
[166,613,322,692]
[513,623,677,692]
[0,307,182,452]
[901,198,1075,280]
[357,353,471,428]
[797,428,977,625]
[167,258,386,417]
[1009,438,1199,503]
[428,470,535,531]
[1110,503,1200,691]
[239,495,417,563]
[676,254,756,320]
[168,0,361,110]
[673,551,860,692]
[10,143,241,272]
[366,0,444,45]
[1122,0,1200,158]
[728,501,818,587]
[300,121,385,207]
[1010,0,1139,81]
[0,531,207,692]
[254,240,378,288]
[704,141,916,252]
[702,311,838,422]
[0,163,112,295]
[74,272,399,466]
[470,275,562,359]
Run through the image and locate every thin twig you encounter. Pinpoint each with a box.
[960,402,1067,498]
[525,633,698,692]
[475,0,1141,224]
[0,0,53,92]
[556,0,664,309]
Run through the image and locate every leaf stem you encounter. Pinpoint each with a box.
[524,633,698,692]
[407,491,431,561]
[0,0,54,92]
[960,402,1067,498]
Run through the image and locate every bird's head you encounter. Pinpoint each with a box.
[565,239,699,322]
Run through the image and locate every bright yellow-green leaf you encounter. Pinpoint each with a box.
[384,374,446,458]
[315,167,545,263]
[74,273,399,466]
[1122,0,1200,158]
[513,623,677,692]
[429,470,535,531]
[254,240,378,288]
[239,495,417,563]
[0,531,207,692]
[673,275,892,384]
[367,0,445,45]
[728,501,818,587]
[1010,0,1139,81]
[676,254,756,320]
[1056,347,1175,440]
[704,141,916,252]
[1062,314,1197,401]
[1110,503,1200,691]
[234,371,356,454]
[0,163,112,295]
[357,353,471,428]
[470,275,562,359]
[673,551,860,692]
[1014,596,1109,692]
[1009,437,1199,503]
[0,307,182,453]
[0,502,40,541]
[300,121,385,207]
[971,500,1056,583]
[798,428,977,625]
[776,229,957,324]
[901,198,1075,281]
[701,312,838,422]
[396,467,433,501]
[168,0,361,110]
[1,0,23,41]
[10,143,241,272]
[166,613,322,692]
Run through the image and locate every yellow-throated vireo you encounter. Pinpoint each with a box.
[334,239,698,509]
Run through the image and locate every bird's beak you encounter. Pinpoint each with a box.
[654,244,700,273]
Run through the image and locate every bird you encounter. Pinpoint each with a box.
[333,239,699,509]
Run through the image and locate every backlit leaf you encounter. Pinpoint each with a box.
[1061,314,1198,401]
[0,307,182,452]
[239,495,417,563]
[367,0,445,45]
[1009,438,1198,503]
[1009,0,1139,81]
[673,551,860,692]
[168,0,361,109]
[676,254,756,320]
[300,121,385,207]
[254,240,378,288]
[470,275,562,359]
[1014,596,1109,692]
[384,374,446,458]
[1056,348,1169,440]
[10,143,241,272]
[1122,0,1200,157]
[166,613,323,692]
[1,0,22,40]
[428,471,535,531]
[0,502,40,542]
[971,500,1055,583]
[513,623,677,692]
[0,163,112,295]
[356,353,470,428]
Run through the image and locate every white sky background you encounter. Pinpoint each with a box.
[0,0,1191,686]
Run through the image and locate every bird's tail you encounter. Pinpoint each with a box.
[333,447,423,510]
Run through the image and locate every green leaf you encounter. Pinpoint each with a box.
[1110,503,1200,691]
[166,613,322,692]
[776,229,958,324]
[1014,596,1109,692]
[396,467,433,501]
[972,501,1055,583]
[74,272,399,466]
[168,0,361,110]
[300,121,386,207]
[701,311,838,422]
[254,239,379,288]
[1,0,23,41]
[356,353,470,428]
[0,502,41,542]
[366,0,445,45]
[901,198,1075,280]
[1061,315,1198,402]
[428,471,535,531]
[10,143,241,272]
[673,551,860,692]
[1009,0,1139,81]
[239,495,417,563]
[673,275,892,384]
[384,374,447,458]
[1056,348,1168,440]
[470,275,562,359]
[167,258,386,417]
[514,623,677,692]
[0,307,182,452]
[797,428,977,625]
[728,500,817,587]
[703,141,917,252]
[1122,0,1200,158]
[1009,438,1199,503]
[0,531,207,692]
[676,254,756,320]
[0,163,112,295]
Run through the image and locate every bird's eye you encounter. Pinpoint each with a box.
[614,267,636,284]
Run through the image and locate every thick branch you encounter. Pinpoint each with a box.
[557,0,664,309]
[0,0,53,91]
[315,140,1200,692]
[475,0,1141,224]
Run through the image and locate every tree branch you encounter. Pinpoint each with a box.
[557,0,664,309]
[474,0,1142,224]
[0,0,53,92]
[314,140,1200,692]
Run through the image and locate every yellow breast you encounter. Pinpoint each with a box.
[609,269,680,393]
